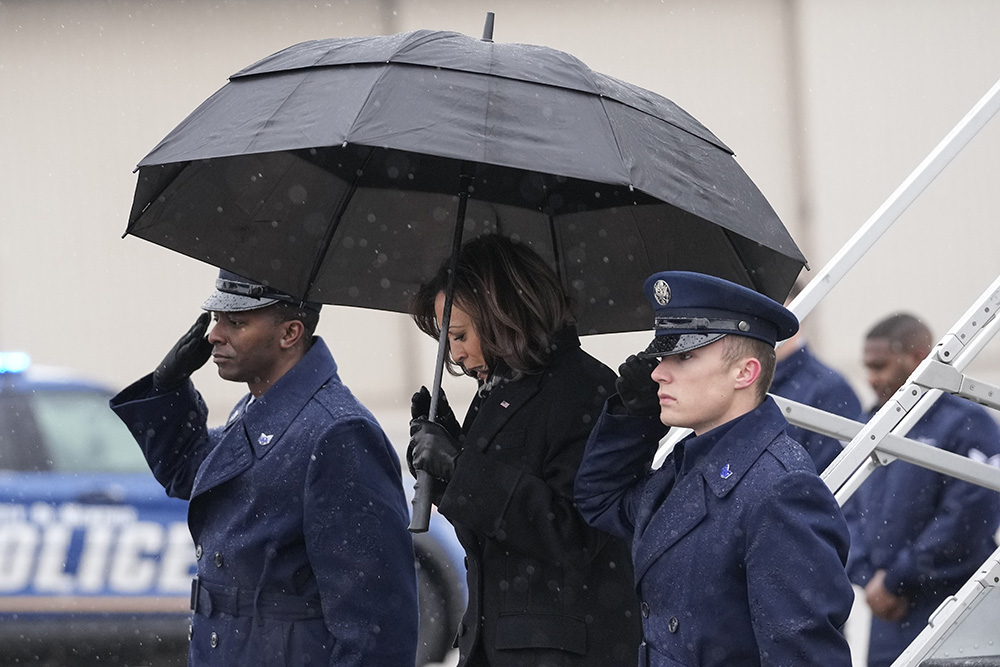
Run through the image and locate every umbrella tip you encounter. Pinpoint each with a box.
[481,11,495,42]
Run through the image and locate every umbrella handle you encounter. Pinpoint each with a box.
[409,173,472,533]
[409,470,434,533]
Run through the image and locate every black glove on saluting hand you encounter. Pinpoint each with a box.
[153,312,213,390]
[407,419,462,482]
[410,385,462,440]
[616,354,661,417]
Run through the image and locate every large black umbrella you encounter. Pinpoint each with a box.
[125,26,806,529]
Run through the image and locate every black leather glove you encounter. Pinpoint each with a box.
[153,313,213,390]
[410,385,462,440]
[616,354,661,416]
[407,419,462,482]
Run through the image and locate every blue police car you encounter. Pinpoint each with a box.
[0,353,465,665]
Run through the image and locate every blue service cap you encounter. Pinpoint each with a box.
[638,271,798,358]
[202,270,321,313]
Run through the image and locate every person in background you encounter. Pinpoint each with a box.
[407,235,642,667]
[575,271,854,667]
[771,281,862,472]
[110,270,418,667]
[846,312,1000,667]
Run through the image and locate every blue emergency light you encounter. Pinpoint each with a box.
[0,351,31,374]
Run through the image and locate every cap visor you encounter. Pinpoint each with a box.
[202,291,279,313]
[638,332,726,358]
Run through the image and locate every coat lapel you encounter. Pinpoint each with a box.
[632,469,707,582]
[464,372,544,451]
[190,337,339,498]
[190,398,255,498]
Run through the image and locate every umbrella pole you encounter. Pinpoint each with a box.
[410,176,472,533]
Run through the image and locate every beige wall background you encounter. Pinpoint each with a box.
[2,0,999,444]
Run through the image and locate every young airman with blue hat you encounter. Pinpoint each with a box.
[575,270,854,667]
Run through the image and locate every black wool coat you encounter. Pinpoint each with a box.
[438,327,642,667]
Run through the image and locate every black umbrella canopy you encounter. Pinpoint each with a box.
[127,29,806,335]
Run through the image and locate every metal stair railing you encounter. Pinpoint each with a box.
[813,272,1000,505]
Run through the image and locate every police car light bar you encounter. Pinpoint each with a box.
[0,351,31,374]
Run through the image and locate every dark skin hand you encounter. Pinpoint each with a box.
[865,569,908,622]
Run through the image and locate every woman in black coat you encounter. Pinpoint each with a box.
[407,236,641,667]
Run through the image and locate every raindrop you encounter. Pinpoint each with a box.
[367,213,377,223]
[380,278,391,289]
[288,184,308,205]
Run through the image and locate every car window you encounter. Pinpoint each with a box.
[30,390,150,473]
[0,391,47,471]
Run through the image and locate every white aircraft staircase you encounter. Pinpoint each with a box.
[776,74,1000,666]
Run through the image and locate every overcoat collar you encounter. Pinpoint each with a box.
[191,337,338,496]
[696,397,786,498]
[242,336,338,455]
[631,397,787,582]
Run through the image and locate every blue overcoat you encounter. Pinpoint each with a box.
[111,337,418,667]
[576,397,854,667]
[771,344,862,472]
[845,392,1000,667]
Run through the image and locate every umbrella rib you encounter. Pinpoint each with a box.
[547,211,564,290]
[299,147,376,301]
[594,97,639,197]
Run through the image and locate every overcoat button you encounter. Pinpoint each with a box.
[195,545,203,560]
[210,632,219,648]
[214,552,224,567]
[641,601,650,618]
[668,616,680,633]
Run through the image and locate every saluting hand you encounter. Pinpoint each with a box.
[407,419,462,482]
[153,312,213,390]
[616,354,661,417]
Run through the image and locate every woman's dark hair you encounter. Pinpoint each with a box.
[411,235,573,379]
